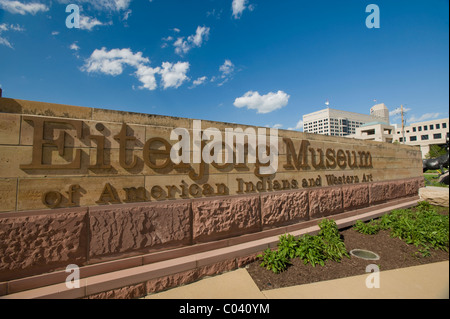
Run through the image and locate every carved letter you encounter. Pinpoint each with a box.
[283,138,310,170]
[20,116,83,170]
[96,183,120,204]
[114,123,138,169]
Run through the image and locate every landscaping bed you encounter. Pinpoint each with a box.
[246,203,449,291]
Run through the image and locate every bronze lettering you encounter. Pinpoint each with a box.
[42,190,62,208]
[151,185,165,200]
[358,151,373,168]
[283,138,310,170]
[189,184,202,197]
[124,186,147,202]
[236,178,244,194]
[96,183,120,204]
[114,123,138,169]
[310,148,326,169]
[346,150,358,169]
[336,149,347,168]
[66,184,80,207]
[144,137,172,169]
[89,135,112,169]
[20,116,83,169]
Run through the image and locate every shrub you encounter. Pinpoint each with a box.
[353,201,449,256]
[258,218,349,272]
[258,248,291,274]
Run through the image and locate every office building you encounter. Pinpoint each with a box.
[393,118,449,158]
[350,121,395,143]
[303,103,390,136]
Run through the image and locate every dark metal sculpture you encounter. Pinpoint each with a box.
[422,139,449,176]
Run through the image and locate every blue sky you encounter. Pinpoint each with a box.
[0,0,448,130]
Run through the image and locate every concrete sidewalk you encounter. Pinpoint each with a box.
[145,261,449,299]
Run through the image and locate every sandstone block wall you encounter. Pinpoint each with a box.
[0,98,425,283]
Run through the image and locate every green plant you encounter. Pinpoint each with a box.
[258,248,291,274]
[424,174,449,188]
[353,201,449,257]
[277,234,299,259]
[258,218,350,272]
[353,219,380,235]
[296,234,327,267]
[425,144,448,159]
[318,219,350,262]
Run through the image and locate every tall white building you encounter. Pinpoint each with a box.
[303,103,390,136]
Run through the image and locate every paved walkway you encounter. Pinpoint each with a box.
[145,261,449,299]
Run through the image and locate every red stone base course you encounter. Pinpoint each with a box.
[0,177,424,298]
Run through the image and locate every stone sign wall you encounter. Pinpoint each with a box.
[0,98,424,282]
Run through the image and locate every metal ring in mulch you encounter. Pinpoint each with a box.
[350,249,380,261]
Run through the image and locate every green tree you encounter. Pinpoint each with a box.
[425,144,447,159]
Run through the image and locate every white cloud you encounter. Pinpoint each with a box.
[51,31,60,36]
[408,113,442,124]
[389,107,411,117]
[57,0,131,12]
[232,0,249,19]
[122,9,132,20]
[211,59,235,86]
[83,47,149,76]
[219,59,234,76]
[0,36,12,48]
[288,119,303,131]
[0,0,48,15]
[207,8,222,19]
[234,90,290,114]
[70,42,80,51]
[0,23,24,48]
[135,64,160,91]
[194,76,207,85]
[173,26,210,55]
[79,15,104,30]
[82,47,190,91]
[159,61,190,89]
[190,76,207,88]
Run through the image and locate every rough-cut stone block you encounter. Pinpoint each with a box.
[88,201,191,259]
[342,184,369,211]
[388,181,406,200]
[419,186,449,207]
[260,190,309,228]
[236,253,259,268]
[146,269,199,294]
[405,179,419,196]
[369,182,390,204]
[308,187,343,219]
[0,208,88,281]
[86,283,146,299]
[197,259,237,278]
[192,195,261,243]
[418,177,426,188]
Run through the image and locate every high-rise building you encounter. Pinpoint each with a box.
[302,103,390,136]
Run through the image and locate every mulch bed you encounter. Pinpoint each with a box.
[246,208,449,291]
